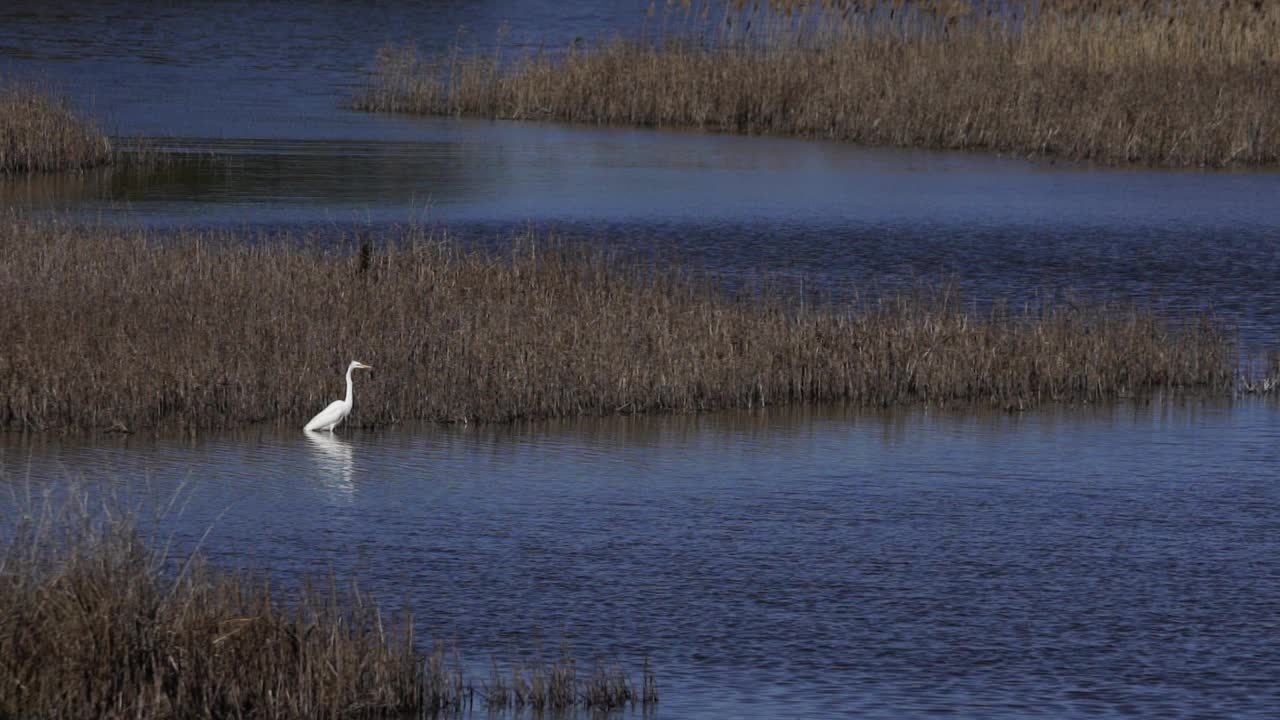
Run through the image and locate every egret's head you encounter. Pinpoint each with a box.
[351,360,373,371]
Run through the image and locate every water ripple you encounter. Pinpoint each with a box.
[3,400,1278,718]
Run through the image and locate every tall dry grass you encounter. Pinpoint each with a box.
[0,82,112,174]
[0,489,657,717]
[0,218,1234,433]
[356,0,1280,167]
[0,491,427,719]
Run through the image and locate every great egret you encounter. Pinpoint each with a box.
[304,361,372,432]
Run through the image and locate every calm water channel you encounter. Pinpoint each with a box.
[2,2,1279,718]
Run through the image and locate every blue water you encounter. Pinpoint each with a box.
[4,399,1278,719]
[2,2,1280,718]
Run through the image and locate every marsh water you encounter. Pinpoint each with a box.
[2,2,1280,718]
[5,401,1280,719]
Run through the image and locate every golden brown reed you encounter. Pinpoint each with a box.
[0,492,426,719]
[0,218,1232,433]
[356,0,1280,167]
[0,82,112,174]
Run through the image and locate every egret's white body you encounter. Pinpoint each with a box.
[304,361,372,432]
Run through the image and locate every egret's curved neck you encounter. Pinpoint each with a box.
[344,366,355,406]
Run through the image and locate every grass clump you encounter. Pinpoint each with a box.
[481,644,657,710]
[0,82,112,174]
[1240,351,1280,395]
[0,492,428,719]
[356,0,1280,167]
[0,217,1234,433]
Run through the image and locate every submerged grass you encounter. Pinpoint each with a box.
[0,218,1233,433]
[0,490,655,718]
[356,0,1280,167]
[1240,351,1280,395]
[0,82,112,174]
[481,646,657,710]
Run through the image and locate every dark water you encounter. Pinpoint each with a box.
[0,0,645,137]
[3,2,1280,718]
[4,399,1279,719]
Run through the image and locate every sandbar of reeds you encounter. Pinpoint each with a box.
[0,217,1233,433]
[0,490,655,718]
[356,0,1280,167]
[0,82,112,174]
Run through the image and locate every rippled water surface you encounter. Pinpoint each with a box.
[4,401,1279,719]
[3,2,1280,718]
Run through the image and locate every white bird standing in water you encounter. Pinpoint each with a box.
[304,361,372,432]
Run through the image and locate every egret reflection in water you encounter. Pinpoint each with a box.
[302,430,355,500]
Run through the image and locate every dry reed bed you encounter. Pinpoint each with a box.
[0,82,112,174]
[0,218,1232,433]
[356,0,1280,167]
[0,492,655,718]
[0,495,422,719]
